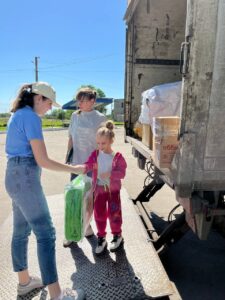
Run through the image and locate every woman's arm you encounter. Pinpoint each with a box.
[30,139,85,174]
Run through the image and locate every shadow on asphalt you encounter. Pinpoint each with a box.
[17,288,47,300]
[68,235,150,300]
[150,211,225,300]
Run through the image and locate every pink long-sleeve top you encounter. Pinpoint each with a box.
[84,150,127,192]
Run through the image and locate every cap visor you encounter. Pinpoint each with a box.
[53,101,61,108]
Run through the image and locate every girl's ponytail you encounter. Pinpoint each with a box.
[97,120,115,141]
[105,120,114,131]
[11,83,35,112]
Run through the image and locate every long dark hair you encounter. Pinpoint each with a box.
[11,84,36,112]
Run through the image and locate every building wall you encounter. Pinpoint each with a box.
[113,99,124,122]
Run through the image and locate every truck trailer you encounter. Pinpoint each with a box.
[124,0,225,242]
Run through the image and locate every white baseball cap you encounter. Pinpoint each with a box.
[31,82,61,107]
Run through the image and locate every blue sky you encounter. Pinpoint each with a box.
[0,0,127,113]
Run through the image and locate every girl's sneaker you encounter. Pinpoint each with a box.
[17,276,43,295]
[109,235,124,252]
[95,237,107,255]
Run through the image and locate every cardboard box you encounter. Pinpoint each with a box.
[142,124,153,150]
[133,121,143,138]
[153,116,180,169]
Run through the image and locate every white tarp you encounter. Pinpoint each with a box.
[139,81,182,126]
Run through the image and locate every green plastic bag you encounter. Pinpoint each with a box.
[64,174,93,242]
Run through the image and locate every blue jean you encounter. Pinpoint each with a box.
[5,157,58,285]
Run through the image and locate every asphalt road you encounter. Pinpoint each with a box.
[0,128,177,225]
[1,128,225,299]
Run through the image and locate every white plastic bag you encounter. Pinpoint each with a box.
[139,81,182,126]
[82,175,94,235]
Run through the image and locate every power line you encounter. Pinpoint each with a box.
[39,53,120,69]
[41,70,123,73]
[0,53,123,73]
[38,54,117,70]
[0,68,33,73]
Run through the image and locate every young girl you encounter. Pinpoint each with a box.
[73,121,127,255]
[64,87,106,247]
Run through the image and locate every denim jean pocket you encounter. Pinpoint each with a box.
[24,165,40,178]
[5,164,40,198]
[5,168,21,197]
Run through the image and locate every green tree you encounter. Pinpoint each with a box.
[44,109,73,120]
[0,113,10,118]
[65,110,73,119]
[45,109,65,120]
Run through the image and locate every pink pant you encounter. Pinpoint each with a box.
[94,185,122,238]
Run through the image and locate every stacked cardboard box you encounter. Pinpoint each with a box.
[153,116,180,169]
[133,121,143,139]
[142,124,153,150]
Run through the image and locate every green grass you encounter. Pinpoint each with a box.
[114,122,124,126]
[0,118,67,131]
[0,118,124,131]
[42,119,64,127]
[0,118,7,131]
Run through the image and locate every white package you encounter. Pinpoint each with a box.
[139,81,182,126]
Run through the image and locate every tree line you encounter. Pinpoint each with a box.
[1,85,110,121]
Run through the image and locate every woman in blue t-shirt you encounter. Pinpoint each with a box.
[5,82,85,300]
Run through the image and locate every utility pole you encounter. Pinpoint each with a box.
[34,56,40,82]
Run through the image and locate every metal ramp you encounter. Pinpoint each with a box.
[0,189,175,300]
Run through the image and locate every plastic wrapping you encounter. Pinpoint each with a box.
[64,174,93,242]
[139,81,182,126]
[82,176,93,235]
